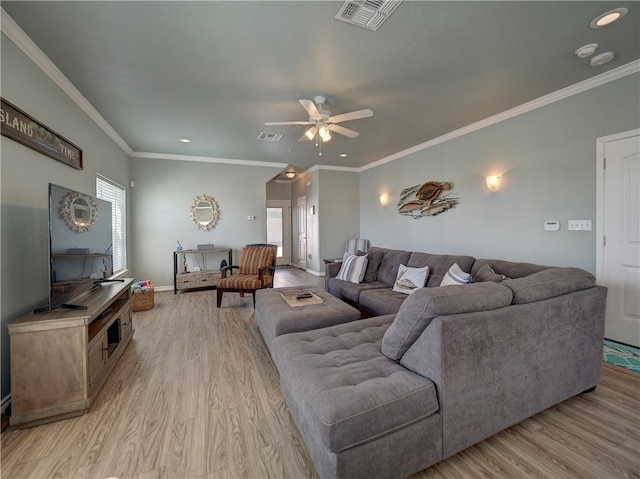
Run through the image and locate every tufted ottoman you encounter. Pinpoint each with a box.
[270,315,442,479]
[255,286,361,353]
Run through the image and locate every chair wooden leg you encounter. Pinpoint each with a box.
[252,291,256,309]
[216,288,223,308]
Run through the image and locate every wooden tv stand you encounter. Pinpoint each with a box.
[8,278,135,428]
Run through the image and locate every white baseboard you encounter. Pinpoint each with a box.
[1,394,11,415]
[305,268,325,277]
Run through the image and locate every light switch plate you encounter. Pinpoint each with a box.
[568,220,592,231]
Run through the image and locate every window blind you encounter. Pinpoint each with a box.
[96,175,127,275]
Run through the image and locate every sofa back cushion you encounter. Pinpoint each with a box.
[376,249,412,285]
[362,247,388,283]
[382,282,513,360]
[407,253,476,287]
[503,267,595,304]
[471,259,551,280]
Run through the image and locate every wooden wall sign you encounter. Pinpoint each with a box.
[1,98,83,169]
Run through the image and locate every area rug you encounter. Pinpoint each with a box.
[603,339,640,373]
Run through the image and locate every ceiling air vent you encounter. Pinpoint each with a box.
[257,132,282,142]
[335,0,402,31]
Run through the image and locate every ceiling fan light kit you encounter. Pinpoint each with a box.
[265,95,373,156]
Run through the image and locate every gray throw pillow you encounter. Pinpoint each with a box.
[472,263,505,283]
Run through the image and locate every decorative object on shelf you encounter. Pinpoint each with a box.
[397,181,459,218]
[220,259,228,269]
[189,193,220,231]
[176,240,183,251]
[197,243,216,250]
[1,98,83,169]
[59,190,99,232]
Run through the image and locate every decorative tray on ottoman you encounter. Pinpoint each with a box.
[280,290,324,307]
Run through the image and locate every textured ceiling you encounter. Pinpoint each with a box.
[2,1,639,177]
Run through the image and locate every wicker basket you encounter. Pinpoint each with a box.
[132,289,154,312]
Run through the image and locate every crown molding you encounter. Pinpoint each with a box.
[3,6,637,172]
[1,8,133,155]
[130,151,287,169]
[359,59,640,172]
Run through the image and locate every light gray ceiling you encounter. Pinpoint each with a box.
[2,1,639,177]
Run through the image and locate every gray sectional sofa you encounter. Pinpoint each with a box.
[268,248,607,479]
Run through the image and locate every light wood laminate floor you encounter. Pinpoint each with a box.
[2,267,639,479]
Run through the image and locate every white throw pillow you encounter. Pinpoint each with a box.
[393,264,429,294]
[440,263,472,286]
[336,253,369,284]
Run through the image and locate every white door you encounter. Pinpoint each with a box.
[266,200,291,266]
[297,196,307,269]
[597,130,640,347]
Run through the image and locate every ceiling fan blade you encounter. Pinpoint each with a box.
[264,120,312,126]
[328,124,359,139]
[299,126,317,142]
[328,108,373,124]
[299,99,322,120]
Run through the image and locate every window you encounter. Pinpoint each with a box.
[96,175,127,275]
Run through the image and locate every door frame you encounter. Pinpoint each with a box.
[266,199,291,266]
[297,196,307,270]
[595,128,640,283]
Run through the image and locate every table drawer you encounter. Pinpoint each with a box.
[196,271,221,286]
[176,274,196,289]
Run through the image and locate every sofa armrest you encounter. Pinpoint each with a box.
[400,285,607,459]
[325,261,343,290]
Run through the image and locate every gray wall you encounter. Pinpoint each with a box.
[288,169,360,274]
[1,34,131,401]
[318,170,360,263]
[129,157,282,288]
[266,179,292,201]
[359,73,640,273]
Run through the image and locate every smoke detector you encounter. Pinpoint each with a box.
[575,43,598,59]
[590,51,615,66]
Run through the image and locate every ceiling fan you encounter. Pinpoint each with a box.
[265,96,373,153]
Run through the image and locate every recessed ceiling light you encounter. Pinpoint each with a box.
[339,153,348,158]
[179,138,191,143]
[590,8,628,29]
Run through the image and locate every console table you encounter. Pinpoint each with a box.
[173,248,232,293]
[8,278,135,428]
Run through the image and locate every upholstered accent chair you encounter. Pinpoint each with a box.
[216,244,277,308]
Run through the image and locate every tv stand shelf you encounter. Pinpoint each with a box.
[8,278,135,429]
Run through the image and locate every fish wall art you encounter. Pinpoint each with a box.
[397,181,459,218]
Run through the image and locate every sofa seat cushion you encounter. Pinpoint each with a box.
[271,315,439,453]
[360,288,409,315]
[327,277,390,303]
[382,282,513,360]
[503,267,595,304]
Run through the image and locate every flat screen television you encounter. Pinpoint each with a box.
[45,183,115,311]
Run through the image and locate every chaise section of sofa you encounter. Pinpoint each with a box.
[271,315,444,479]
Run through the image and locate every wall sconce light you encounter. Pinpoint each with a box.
[486,176,502,192]
[379,194,389,206]
[285,171,296,179]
